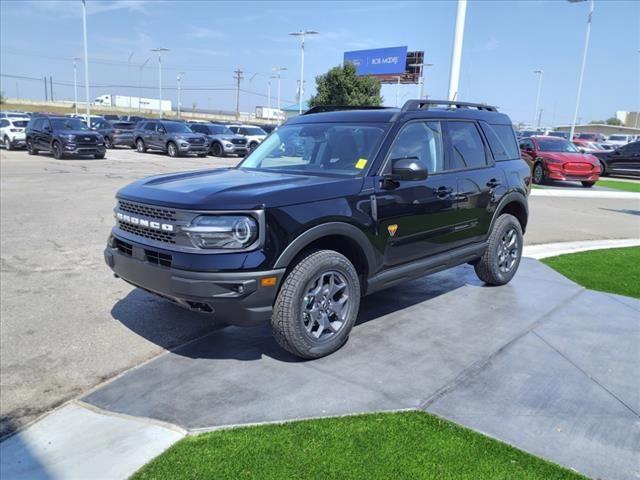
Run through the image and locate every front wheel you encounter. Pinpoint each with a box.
[211,142,223,157]
[598,160,608,177]
[167,142,179,157]
[249,142,258,152]
[271,250,361,359]
[474,214,523,286]
[581,181,595,188]
[52,141,65,160]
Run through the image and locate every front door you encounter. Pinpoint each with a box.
[374,120,462,268]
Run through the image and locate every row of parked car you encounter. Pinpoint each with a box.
[0,110,273,159]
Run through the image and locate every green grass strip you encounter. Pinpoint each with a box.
[543,246,640,298]
[595,179,640,193]
[133,411,585,480]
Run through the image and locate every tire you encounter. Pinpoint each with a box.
[598,160,608,177]
[211,142,223,157]
[104,136,113,149]
[136,138,146,153]
[27,139,38,155]
[94,152,106,159]
[474,214,523,286]
[581,181,595,188]
[4,136,12,151]
[167,142,179,157]
[249,142,258,152]
[532,162,545,185]
[271,250,361,359]
[52,141,65,160]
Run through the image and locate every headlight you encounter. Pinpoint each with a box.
[183,215,258,249]
[224,143,233,148]
[60,133,75,141]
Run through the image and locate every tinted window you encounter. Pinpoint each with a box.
[622,141,640,153]
[163,122,193,133]
[209,125,234,135]
[387,121,445,173]
[447,121,488,169]
[0,120,8,127]
[144,122,156,131]
[112,122,134,130]
[536,139,578,152]
[190,124,205,133]
[480,122,519,161]
[50,118,88,130]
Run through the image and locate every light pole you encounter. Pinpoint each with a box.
[272,66,287,124]
[289,30,319,114]
[568,0,595,141]
[533,69,544,128]
[394,76,401,107]
[268,77,276,109]
[151,48,169,118]
[409,63,433,99]
[138,57,150,112]
[177,71,185,118]
[81,0,91,121]
[127,52,134,110]
[448,0,467,101]
[248,72,258,117]
[72,57,80,115]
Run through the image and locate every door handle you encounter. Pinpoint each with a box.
[486,179,501,188]
[435,186,454,198]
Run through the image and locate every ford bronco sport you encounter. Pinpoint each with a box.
[105,100,530,359]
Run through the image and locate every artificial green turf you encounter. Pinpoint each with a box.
[543,246,640,298]
[132,411,585,480]
[595,179,640,193]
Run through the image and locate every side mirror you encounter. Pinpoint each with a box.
[159,127,166,134]
[391,157,428,181]
[579,148,586,153]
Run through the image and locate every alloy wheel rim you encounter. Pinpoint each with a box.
[534,165,542,183]
[169,144,176,156]
[301,271,351,342]
[137,140,143,152]
[497,228,519,273]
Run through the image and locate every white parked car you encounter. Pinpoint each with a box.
[0,117,29,150]
[227,124,267,151]
[606,134,634,147]
[0,111,30,119]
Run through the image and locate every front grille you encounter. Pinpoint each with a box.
[189,138,204,145]
[118,200,176,221]
[119,222,176,244]
[77,136,97,145]
[231,138,247,145]
[564,162,592,172]
[145,249,172,268]
[115,238,132,256]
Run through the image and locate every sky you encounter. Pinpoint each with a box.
[1,0,638,126]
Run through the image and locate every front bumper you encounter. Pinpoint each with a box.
[177,142,209,153]
[104,235,285,325]
[63,143,107,156]
[223,144,248,155]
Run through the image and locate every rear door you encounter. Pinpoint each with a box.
[39,118,53,149]
[609,141,640,174]
[144,121,158,148]
[374,120,461,268]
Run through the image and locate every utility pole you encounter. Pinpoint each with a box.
[44,77,48,101]
[448,0,467,101]
[81,0,91,121]
[272,66,287,124]
[138,57,150,112]
[49,76,54,102]
[151,48,169,119]
[394,76,401,107]
[267,79,273,109]
[127,52,134,110]
[533,69,544,128]
[73,57,80,115]
[177,71,185,118]
[234,68,243,121]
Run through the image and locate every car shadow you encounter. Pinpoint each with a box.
[110,265,479,363]
[599,208,640,216]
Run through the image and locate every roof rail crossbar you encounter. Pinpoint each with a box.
[401,99,497,112]
[302,105,392,115]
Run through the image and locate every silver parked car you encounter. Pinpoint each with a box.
[189,123,249,157]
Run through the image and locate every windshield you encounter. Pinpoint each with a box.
[209,125,234,135]
[163,122,193,133]
[608,135,625,141]
[51,118,89,130]
[240,123,387,176]
[245,127,266,136]
[537,139,578,152]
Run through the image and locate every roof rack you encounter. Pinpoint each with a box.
[302,105,392,115]
[401,99,497,112]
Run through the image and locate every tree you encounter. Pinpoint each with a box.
[606,117,622,126]
[309,63,382,108]
[0,91,5,104]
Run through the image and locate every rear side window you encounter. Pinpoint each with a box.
[480,122,520,161]
[144,122,156,132]
[446,121,488,170]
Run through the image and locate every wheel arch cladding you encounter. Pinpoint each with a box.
[496,194,528,233]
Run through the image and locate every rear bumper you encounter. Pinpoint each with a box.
[112,134,134,146]
[104,236,285,326]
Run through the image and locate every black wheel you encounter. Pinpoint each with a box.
[197,153,207,157]
[52,141,65,160]
[167,142,179,157]
[249,142,258,152]
[4,136,12,151]
[27,139,38,155]
[104,136,113,149]
[598,160,608,177]
[581,181,595,188]
[474,214,523,286]
[211,142,223,157]
[94,152,106,159]
[271,250,361,359]
[136,138,146,153]
[532,162,545,185]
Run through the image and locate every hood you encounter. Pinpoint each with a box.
[541,151,598,165]
[173,133,205,140]
[117,168,363,210]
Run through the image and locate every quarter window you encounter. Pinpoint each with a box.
[480,122,519,161]
[446,121,488,169]
[387,121,445,174]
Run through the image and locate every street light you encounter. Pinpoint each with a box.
[72,57,80,116]
[533,69,544,128]
[448,0,467,101]
[151,47,169,118]
[272,67,287,124]
[568,0,595,141]
[289,30,319,114]
[177,71,185,118]
[138,57,150,112]
[81,0,91,121]
[409,62,433,99]
[393,76,402,107]
[127,52,134,110]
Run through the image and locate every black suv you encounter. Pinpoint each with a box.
[592,141,640,177]
[133,120,209,157]
[105,100,530,359]
[26,116,106,159]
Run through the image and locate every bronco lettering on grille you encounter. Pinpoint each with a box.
[116,212,174,232]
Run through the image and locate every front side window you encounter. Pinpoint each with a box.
[240,123,387,176]
[447,121,488,169]
[536,139,578,153]
[387,121,445,174]
[144,122,156,132]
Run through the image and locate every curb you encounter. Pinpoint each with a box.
[523,238,640,259]
[530,189,640,200]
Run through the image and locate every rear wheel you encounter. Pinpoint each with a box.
[532,162,545,185]
[599,160,608,177]
[94,152,106,159]
[271,250,361,359]
[211,142,223,157]
[27,139,38,155]
[474,214,523,286]
[52,141,65,160]
[4,136,13,151]
[136,138,146,153]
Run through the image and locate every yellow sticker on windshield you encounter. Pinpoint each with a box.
[355,158,368,169]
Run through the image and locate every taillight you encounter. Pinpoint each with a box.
[10,128,22,132]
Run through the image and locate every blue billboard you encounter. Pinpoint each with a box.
[343,46,408,76]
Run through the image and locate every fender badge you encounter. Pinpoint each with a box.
[388,224,398,237]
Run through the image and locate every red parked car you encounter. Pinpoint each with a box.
[519,136,601,187]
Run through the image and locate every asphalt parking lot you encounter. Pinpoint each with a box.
[1,146,639,438]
